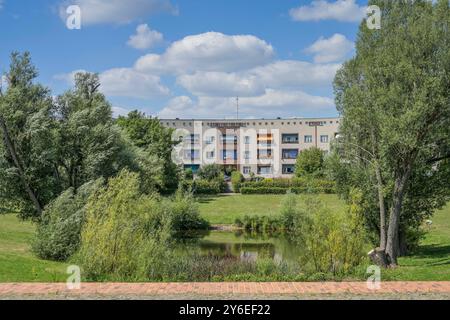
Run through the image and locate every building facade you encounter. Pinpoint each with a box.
[160,117,341,178]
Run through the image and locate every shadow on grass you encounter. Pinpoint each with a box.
[403,244,450,267]
[195,195,226,204]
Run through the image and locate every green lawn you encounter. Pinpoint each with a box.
[383,203,450,281]
[0,195,449,282]
[0,215,68,282]
[198,194,346,225]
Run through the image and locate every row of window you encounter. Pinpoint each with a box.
[165,120,339,127]
[185,149,302,161]
[242,165,296,175]
[185,135,329,144]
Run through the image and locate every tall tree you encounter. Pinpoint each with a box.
[53,73,132,192]
[117,110,180,193]
[334,0,450,266]
[0,52,59,218]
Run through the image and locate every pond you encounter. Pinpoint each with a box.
[175,230,302,264]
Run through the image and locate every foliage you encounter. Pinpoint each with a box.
[75,170,172,280]
[162,189,209,231]
[184,168,194,180]
[182,179,226,195]
[279,192,302,230]
[116,110,180,193]
[295,147,325,177]
[197,164,224,181]
[0,52,60,218]
[31,179,103,261]
[0,53,136,219]
[231,171,244,192]
[234,215,281,233]
[240,177,335,194]
[287,193,366,275]
[333,0,450,263]
[54,73,134,193]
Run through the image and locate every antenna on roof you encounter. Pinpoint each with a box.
[236,96,239,120]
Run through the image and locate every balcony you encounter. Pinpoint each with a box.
[282,149,299,160]
[282,134,299,144]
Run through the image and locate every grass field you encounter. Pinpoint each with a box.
[0,195,449,282]
[0,215,68,282]
[197,194,346,225]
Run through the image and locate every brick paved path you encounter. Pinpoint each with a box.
[1,282,450,298]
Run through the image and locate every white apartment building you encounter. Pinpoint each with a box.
[161,117,341,178]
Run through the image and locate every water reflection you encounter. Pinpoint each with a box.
[175,230,301,263]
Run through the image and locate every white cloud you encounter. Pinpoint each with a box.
[54,68,169,99]
[175,60,340,98]
[135,32,274,74]
[59,0,177,25]
[289,0,366,22]
[250,60,341,89]
[305,34,354,63]
[99,68,169,99]
[158,90,334,119]
[112,106,131,118]
[177,72,265,97]
[54,69,88,85]
[127,24,163,50]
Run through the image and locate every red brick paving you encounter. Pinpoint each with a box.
[0,282,449,297]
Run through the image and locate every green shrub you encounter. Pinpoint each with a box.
[163,189,209,231]
[231,171,244,192]
[290,193,366,275]
[182,178,226,195]
[32,179,103,261]
[239,177,335,194]
[295,147,325,177]
[75,170,172,280]
[197,164,223,181]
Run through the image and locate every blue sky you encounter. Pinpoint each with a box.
[0,0,369,119]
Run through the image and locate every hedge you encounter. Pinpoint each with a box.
[182,179,227,195]
[240,178,335,194]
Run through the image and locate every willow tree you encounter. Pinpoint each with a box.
[334,0,450,266]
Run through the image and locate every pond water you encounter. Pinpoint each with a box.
[176,230,302,263]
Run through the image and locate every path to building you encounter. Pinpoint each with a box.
[1,282,450,299]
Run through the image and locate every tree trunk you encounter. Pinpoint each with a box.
[0,115,43,215]
[385,165,412,267]
[375,163,387,250]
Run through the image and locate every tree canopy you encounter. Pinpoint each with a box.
[333,0,450,266]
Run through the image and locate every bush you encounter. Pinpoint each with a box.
[241,187,288,194]
[163,189,209,231]
[295,147,325,177]
[197,164,223,181]
[289,193,366,275]
[32,179,103,261]
[231,171,244,193]
[75,170,172,280]
[181,178,226,195]
[239,177,335,194]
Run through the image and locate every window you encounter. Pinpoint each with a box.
[304,135,313,143]
[282,149,299,160]
[282,134,299,144]
[206,151,215,159]
[244,151,251,160]
[258,149,273,159]
[258,166,272,175]
[222,150,237,160]
[205,136,215,144]
[184,150,200,160]
[244,136,251,144]
[243,166,251,175]
[282,165,295,175]
[320,135,329,143]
